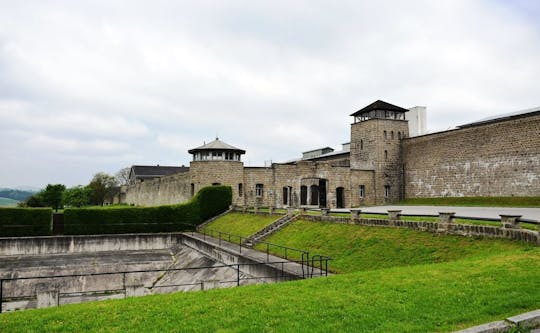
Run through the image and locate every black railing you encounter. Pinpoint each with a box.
[0,258,331,313]
[195,228,332,279]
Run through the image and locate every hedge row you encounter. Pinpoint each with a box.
[64,185,232,235]
[0,208,53,237]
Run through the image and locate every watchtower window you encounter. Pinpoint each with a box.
[190,183,195,197]
[359,185,365,198]
[384,130,387,139]
[384,150,388,160]
[238,183,243,197]
[398,132,402,140]
[255,184,264,197]
[391,131,394,139]
[384,185,390,198]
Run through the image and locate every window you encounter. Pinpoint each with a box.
[384,130,387,139]
[384,150,388,160]
[255,184,264,197]
[391,131,394,139]
[238,183,243,197]
[190,183,195,197]
[212,182,221,186]
[384,185,390,198]
[359,185,365,198]
[360,139,363,150]
[398,132,401,140]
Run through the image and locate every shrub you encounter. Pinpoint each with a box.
[64,185,232,235]
[0,208,53,237]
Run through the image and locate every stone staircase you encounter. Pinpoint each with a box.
[244,214,299,246]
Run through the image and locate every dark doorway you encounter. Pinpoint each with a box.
[283,187,289,205]
[319,179,327,208]
[336,187,344,208]
[310,185,319,205]
[300,186,307,205]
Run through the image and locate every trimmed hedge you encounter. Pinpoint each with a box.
[0,208,53,237]
[64,185,232,235]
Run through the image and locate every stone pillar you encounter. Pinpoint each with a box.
[202,280,220,290]
[350,209,361,223]
[500,215,522,229]
[125,284,146,297]
[287,207,295,217]
[321,208,330,217]
[36,284,59,308]
[268,206,275,214]
[388,210,402,221]
[438,212,455,232]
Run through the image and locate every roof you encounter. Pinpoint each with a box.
[302,147,334,154]
[130,165,189,178]
[458,106,540,128]
[350,100,409,117]
[188,138,246,154]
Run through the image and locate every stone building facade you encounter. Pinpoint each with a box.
[121,100,540,208]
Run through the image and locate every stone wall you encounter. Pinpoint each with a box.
[124,172,191,206]
[403,114,540,197]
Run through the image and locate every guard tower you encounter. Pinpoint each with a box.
[188,138,246,203]
[350,100,409,204]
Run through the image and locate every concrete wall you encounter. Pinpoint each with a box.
[403,114,540,198]
[0,233,185,256]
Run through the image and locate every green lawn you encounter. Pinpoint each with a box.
[256,219,532,274]
[1,248,539,332]
[399,196,540,207]
[201,212,281,242]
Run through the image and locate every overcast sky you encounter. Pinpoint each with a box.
[1,0,539,189]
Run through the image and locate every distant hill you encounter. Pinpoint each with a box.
[0,188,37,202]
[0,197,19,207]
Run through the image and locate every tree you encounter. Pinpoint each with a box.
[42,184,66,212]
[115,167,131,186]
[63,186,90,208]
[87,172,118,206]
[22,192,46,207]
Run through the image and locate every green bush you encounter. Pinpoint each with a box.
[0,208,53,237]
[64,185,232,235]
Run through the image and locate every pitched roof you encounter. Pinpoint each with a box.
[458,106,540,128]
[350,100,409,117]
[130,165,189,178]
[188,138,246,154]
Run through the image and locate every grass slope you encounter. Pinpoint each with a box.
[255,219,530,273]
[1,249,539,332]
[202,212,280,238]
[0,197,18,207]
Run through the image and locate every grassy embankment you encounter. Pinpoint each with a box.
[1,213,539,332]
[399,196,540,207]
[200,212,279,243]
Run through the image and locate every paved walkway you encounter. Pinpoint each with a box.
[358,205,540,221]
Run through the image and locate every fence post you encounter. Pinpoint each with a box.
[236,264,240,286]
[387,210,402,221]
[321,208,330,216]
[0,279,3,314]
[500,215,522,229]
[437,212,455,232]
[350,209,361,224]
